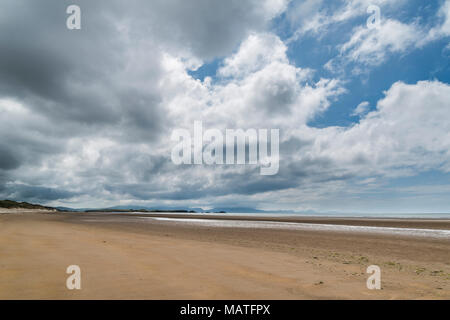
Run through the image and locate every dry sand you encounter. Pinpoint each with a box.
[0,211,449,299]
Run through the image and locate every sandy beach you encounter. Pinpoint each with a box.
[0,211,449,299]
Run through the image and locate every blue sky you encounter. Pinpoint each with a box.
[1,0,450,213]
[191,0,450,129]
[186,0,450,214]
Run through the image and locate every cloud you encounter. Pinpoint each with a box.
[1,184,79,202]
[326,19,424,72]
[325,0,450,73]
[426,0,450,41]
[0,0,449,213]
[0,145,21,171]
[351,101,370,116]
[310,80,450,177]
[149,0,289,59]
[0,28,347,206]
[218,33,288,78]
[160,32,342,131]
[286,0,405,41]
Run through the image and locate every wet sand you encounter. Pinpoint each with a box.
[0,211,449,299]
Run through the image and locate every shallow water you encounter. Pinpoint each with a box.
[148,217,450,240]
[116,211,450,219]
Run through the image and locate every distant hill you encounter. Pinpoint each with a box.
[210,207,266,213]
[0,200,307,215]
[85,208,196,213]
[0,200,57,211]
[83,205,300,214]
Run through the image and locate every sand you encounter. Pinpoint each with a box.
[0,211,449,299]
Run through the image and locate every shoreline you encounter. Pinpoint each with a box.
[67,211,450,230]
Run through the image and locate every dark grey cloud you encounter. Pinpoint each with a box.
[0,0,363,210]
[132,0,280,60]
[0,184,79,202]
[0,0,164,129]
[0,145,21,170]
